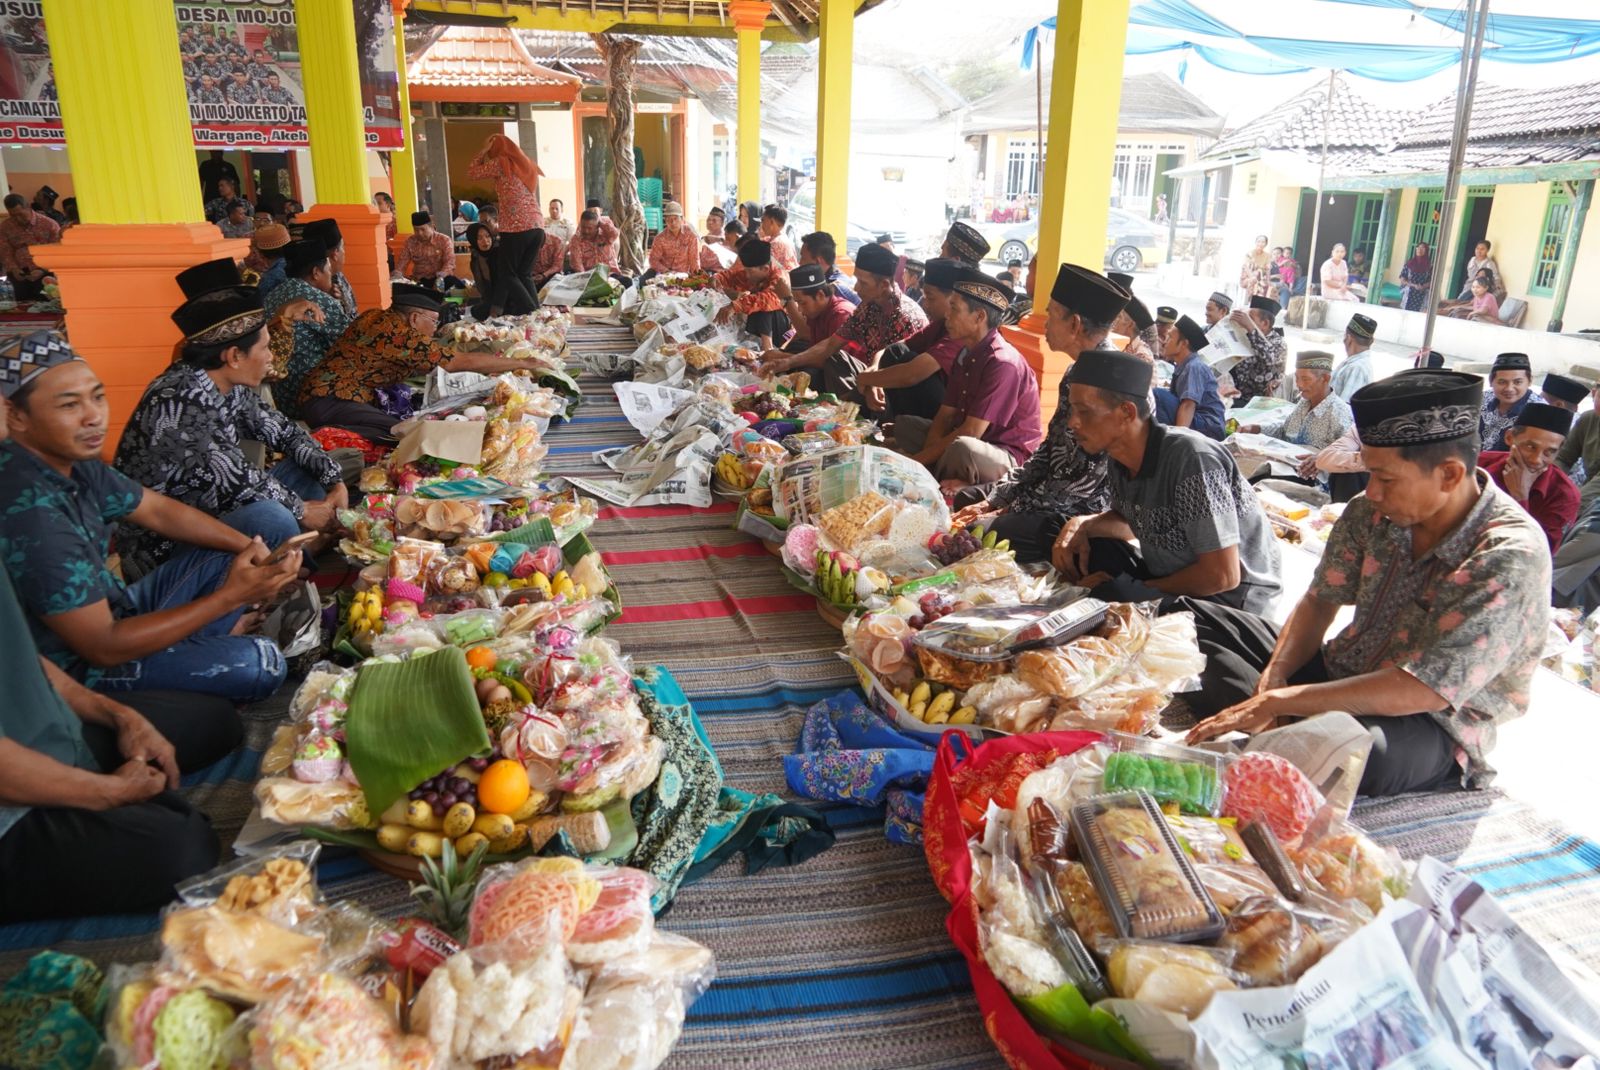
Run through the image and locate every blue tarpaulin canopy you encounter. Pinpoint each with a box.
[1021,0,1600,79]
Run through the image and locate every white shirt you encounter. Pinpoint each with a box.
[1329,348,1376,401]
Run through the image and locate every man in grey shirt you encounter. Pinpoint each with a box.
[1050,349,1282,615]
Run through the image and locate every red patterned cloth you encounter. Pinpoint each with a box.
[311,425,385,464]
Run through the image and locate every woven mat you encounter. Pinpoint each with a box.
[5,323,1598,1070]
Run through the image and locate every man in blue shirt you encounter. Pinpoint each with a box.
[1155,314,1226,440]
[0,332,304,702]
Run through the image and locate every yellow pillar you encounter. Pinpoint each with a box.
[1001,0,1130,428]
[41,0,247,450]
[294,0,390,310]
[1035,0,1130,275]
[730,1,770,204]
[813,0,853,243]
[389,0,419,237]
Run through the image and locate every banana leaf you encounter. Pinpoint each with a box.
[345,647,491,817]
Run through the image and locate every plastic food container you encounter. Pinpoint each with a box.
[910,597,1108,661]
[1069,790,1225,943]
[1101,731,1227,816]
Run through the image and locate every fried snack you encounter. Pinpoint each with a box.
[218,859,312,915]
[1106,942,1237,1016]
[816,491,894,550]
[1218,898,1338,986]
[683,344,720,370]
[1014,635,1128,699]
[1073,793,1222,941]
[1054,862,1118,956]
[160,907,325,1004]
[914,645,1009,689]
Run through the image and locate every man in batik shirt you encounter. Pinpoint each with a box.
[646,202,701,275]
[1185,369,1550,796]
[759,242,926,402]
[398,211,456,289]
[1226,294,1287,404]
[1479,352,1542,452]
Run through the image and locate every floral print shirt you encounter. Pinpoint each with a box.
[298,307,450,407]
[647,225,702,274]
[0,441,143,681]
[264,277,353,417]
[567,219,620,274]
[1232,324,1287,401]
[836,286,928,356]
[1310,475,1550,788]
[988,370,1110,519]
[1254,390,1354,453]
[113,364,340,568]
[401,230,455,280]
[0,211,59,275]
[465,158,543,233]
[533,232,565,282]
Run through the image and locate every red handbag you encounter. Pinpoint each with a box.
[924,729,1110,1070]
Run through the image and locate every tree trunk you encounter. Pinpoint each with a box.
[593,33,645,275]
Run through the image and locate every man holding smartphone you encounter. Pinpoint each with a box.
[0,332,304,703]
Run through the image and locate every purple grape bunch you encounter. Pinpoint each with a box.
[930,528,983,565]
[408,762,487,816]
[907,591,956,631]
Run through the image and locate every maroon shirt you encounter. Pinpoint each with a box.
[905,319,963,377]
[804,294,855,346]
[943,330,1043,465]
[1478,451,1580,553]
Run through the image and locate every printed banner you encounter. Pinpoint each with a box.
[0,0,401,148]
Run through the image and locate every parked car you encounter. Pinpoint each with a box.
[995,207,1164,273]
[783,184,912,257]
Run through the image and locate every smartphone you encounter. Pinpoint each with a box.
[264,531,319,567]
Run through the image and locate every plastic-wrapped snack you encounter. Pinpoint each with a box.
[411,942,582,1066]
[914,644,1009,690]
[780,430,840,456]
[1101,733,1226,816]
[1105,941,1240,1017]
[568,867,658,965]
[1240,820,1307,902]
[107,969,247,1070]
[1054,861,1118,957]
[1070,790,1224,942]
[1222,751,1326,843]
[251,972,434,1070]
[965,674,1054,734]
[176,842,321,925]
[850,612,915,683]
[1288,818,1407,914]
[469,857,602,951]
[816,491,895,551]
[567,933,716,1070]
[1047,674,1168,736]
[1014,635,1129,700]
[387,536,444,583]
[1134,610,1207,689]
[157,905,328,1004]
[1099,602,1153,658]
[1163,813,1281,913]
[948,547,1023,585]
[1216,897,1354,987]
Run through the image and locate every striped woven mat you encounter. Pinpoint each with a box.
[5,323,1599,1070]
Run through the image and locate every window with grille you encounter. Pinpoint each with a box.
[1531,184,1573,297]
[1004,139,1040,198]
[1350,193,1385,265]
[1408,188,1443,252]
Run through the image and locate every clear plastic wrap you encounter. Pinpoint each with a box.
[393,498,490,543]
[566,933,717,1070]
[1215,896,1357,987]
[1221,751,1326,843]
[1101,732,1227,816]
[1287,815,1409,915]
[104,965,248,1070]
[567,866,658,965]
[1014,635,1130,700]
[250,971,435,1070]
[966,674,1055,734]
[468,857,601,952]
[410,940,582,1067]
[847,612,916,686]
[1045,676,1169,736]
[1105,940,1241,1017]
[155,903,330,1005]
[174,841,322,926]
[1070,790,1225,943]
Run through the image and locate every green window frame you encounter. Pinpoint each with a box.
[1350,193,1385,265]
[1408,188,1443,252]
[1530,184,1574,297]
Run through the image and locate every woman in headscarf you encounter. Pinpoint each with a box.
[1239,234,1273,300]
[466,133,544,315]
[1399,241,1432,312]
[466,222,498,321]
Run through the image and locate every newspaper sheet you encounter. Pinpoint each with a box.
[566,425,718,508]
[613,381,697,436]
[1204,319,1254,375]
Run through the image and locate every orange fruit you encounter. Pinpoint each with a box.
[465,646,497,671]
[478,759,532,815]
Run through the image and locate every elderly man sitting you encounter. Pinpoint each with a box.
[1234,350,1353,485]
[1479,402,1579,553]
[1329,313,1378,401]
[647,202,703,276]
[398,212,457,289]
[1185,370,1550,797]
[894,267,1041,491]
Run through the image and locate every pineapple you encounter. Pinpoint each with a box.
[411,837,489,939]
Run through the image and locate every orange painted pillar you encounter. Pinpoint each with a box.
[296,0,391,311]
[39,0,247,448]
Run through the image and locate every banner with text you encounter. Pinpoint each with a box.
[0,0,401,148]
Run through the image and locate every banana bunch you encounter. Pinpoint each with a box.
[376,780,545,859]
[890,679,978,725]
[814,549,858,607]
[716,451,752,489]
[349,587,385,637]
[970,525,1012,554]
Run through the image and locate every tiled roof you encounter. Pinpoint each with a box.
[409,25,582,96]
[1204,73,1411,158]
[1396,80,1600,145]
[962,71,1222,137]
[409,0,886,38]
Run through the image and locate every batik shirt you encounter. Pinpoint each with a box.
[218,217,254,239]
[533,233,565,281]
[1253,391,1353,453]
[1310,475,1549,788]
[567,220,620,273]
[204,195,252,224]
[0,441,143,682]
[257,257,288,299]
[264,277,352,417]
[262,84,295,105]
[1106,423,1282,615]
[465,158,543,233]
[836,286,928,355]
[332,272,357,318]
[988,373,1110,519]
[1479,389,1543,452]
[0,211,58,275]
[765,234,799,273]
[401,230,455,280]
[298,308,450,407]
[1232,325,1287,401]
[648,225,702,274]
[195,86,225,105]
[225,79,260,105]
[113,364,340,569]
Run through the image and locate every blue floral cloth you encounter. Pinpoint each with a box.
[784,692,934,845]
